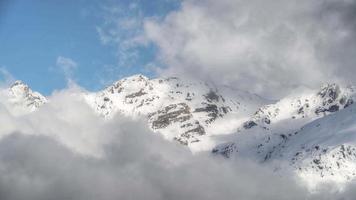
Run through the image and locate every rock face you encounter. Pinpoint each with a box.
[148,102,205,145]
[85,75,265,149]
[1,81,47,114]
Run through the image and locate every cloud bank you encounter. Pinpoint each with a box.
[145,0,356,98]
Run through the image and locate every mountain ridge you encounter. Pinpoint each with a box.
[84,74,266,151]
[2,75,356,186]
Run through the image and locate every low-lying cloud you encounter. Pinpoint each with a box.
[0,85,355,199]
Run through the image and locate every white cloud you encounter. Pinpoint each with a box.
[0,67,15,87]
[96,3,148,67]
[56,56,78,80]
[144,0,356,98]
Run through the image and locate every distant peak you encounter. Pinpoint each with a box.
[320,83,339,90]
[123,74,149,81]
[11,80,27,88]
[317,83,353,101]
[9,81,30,95]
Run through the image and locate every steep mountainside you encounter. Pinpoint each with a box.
[85,75,266,151]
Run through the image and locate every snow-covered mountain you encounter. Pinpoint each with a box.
[0,76,265,152]
[3,76,356,186]
[0,80,47,115]
[84,74,266,151]
[267,103,356,187]
[212,83,356,186]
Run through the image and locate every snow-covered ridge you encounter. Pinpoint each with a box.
[243,83,354,130]
[0,76,265,152]
[212,83,356,186]
[213,83,355,157]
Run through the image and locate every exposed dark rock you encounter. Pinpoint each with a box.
[313,159,321,165]
[150,103,191,129]
[221,106,231,114]
[318,84,340,101]
[264,118,271,124]
[183,124,205,136]
[204,91,220,102]
[315,104,340,114]
[280,134,287,140]
[212,143,237,158]
[327,105,339,112]
[344,99,354,108]
[174,137,189,146]
[174,126,205,146]
[243,121,257,129]
[125,89,147,99]
[194,104,220,123]
[298,107,304,115]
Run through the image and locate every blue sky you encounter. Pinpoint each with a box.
[0,0,180,94]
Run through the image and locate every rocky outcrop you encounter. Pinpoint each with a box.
[149,103,192,129]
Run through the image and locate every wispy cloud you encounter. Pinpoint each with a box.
[94,0,179,76]
[56,56,78,81]
[96,2,147,68]
[0,67,15,86]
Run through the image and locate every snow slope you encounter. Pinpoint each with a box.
[266,103,356,187]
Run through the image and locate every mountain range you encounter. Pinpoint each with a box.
[2,74,356,188]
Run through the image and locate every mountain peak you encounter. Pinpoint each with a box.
[121,74,149,82]
[7,80,47,113]
[318,83,341,98]
[9,80,31,98]
[11,80,26,87]
[85,75,266,150]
